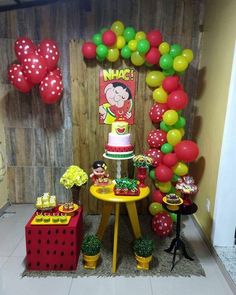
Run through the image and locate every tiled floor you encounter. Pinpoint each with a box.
[215,246,236,285]
[0,204,234,295]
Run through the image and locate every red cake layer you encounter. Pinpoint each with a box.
[105,144,134,152]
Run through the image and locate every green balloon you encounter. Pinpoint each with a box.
[123,27,136,42]
[169,44,182,58]
[170,212,177,222]
[173,116,186,129]
[121,45,132,59]
[160,121,172,132]
[96,55,105,62]
[149,169,156,180]
[137,39,150,54]
[100,27,109,34]
[96,44,108,58]
[92,33,102,46]
[169,186,176,193]
[171,174,179,182]
[161,143,173,154]
[163,68,175,76]
[159,54,173,70]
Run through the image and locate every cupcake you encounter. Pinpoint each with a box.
[43,215,50,223]
[52,216,59,223]
[35,215,43,222]
[60,215,67,223]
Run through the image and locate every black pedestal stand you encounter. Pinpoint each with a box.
[163,203,198,271]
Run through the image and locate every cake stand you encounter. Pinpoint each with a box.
[103,153,134,179]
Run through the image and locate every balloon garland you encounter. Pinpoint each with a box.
[82,20,199,237]
[8,37,63,104]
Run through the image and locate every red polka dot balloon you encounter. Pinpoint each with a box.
[14,37,37,63]
[147,129,167,148]
[152,212,173,237]
[8,64,33,93]
[38,39,60,71]
[145,148,163,167]
[39,72,63,104]
[22,52,47,84]
[149,103,168,123]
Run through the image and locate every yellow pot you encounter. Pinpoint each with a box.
[83,253,100,270]
[135,254,152,270]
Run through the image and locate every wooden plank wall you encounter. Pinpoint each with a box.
[0,0,205,213]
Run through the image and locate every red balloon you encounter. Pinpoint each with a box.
[145,47,161,65]
[147,130,167,148]
[102,30,117,46]
[162,153,178,167]
[146,30,163,47]
[51,67,62,79]
[149,103,168,123]
[167,90,189,110]
[22,52,47,84]
[14,37,37,63]
[152,212,173,237]
[162,76,180,93]
[8,64,33,93]
[39,72,63,104]
[144,148,163,167]
[152,189,164,203]
[174,140,199,162]
[38,39,60,71]
[155,164,173,182]
[82,42,96,59]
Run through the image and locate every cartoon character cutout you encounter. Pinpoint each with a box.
[99,82,134,124]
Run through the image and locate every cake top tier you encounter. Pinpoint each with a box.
[111,121,128,135]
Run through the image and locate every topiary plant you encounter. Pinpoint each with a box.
[81,234,102,256]
[133,237,154,257]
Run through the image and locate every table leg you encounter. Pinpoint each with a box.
[112,203,120,273]
[125,201,141,239]
[97,202,114,240]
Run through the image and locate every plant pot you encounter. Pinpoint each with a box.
[135,254,152,270]
[83,253,100,269]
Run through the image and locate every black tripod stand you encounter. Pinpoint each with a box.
[163,203,198,271]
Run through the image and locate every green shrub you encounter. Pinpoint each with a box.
[133,237,154,257]
[81,234,102,256]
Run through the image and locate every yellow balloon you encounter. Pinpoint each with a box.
[128,39,138,51]
[135,31,146,41]
[179,128,185,137]
[111,20,125,36]
[157,181,172,193]
[131,51,145,66]
[146,71,165,87]
[173,56,188,72]
[153,87,168,103]
[149,202,164,216]
[167,129,182,146]
[163,110,179,125]
[172,162,189,176]
[159,42,170,55]
[182,49,194,63]
[116,36,126,49]
[107,48,119,62]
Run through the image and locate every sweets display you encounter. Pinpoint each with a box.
[63,202,74,211]
[31,212,71,225]
[36,192,57,209]
[114,177,140,196]
[166,193,182,204]
[175,175,198,194]
[105,120,134,159]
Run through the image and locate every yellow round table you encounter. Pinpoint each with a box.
[90,183,150,273]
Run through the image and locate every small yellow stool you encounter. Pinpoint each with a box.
[90,184,150,273]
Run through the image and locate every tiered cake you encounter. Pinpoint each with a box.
[105,121,134,159]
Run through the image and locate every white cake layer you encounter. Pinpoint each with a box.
[108,133,132,146]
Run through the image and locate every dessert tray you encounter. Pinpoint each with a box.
[31,214,71,225]
[58,203,79,215]
[163,196,183,211]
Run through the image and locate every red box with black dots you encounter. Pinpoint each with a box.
[25,207,83,271]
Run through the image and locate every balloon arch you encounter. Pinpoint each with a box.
[82,20,199,235]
